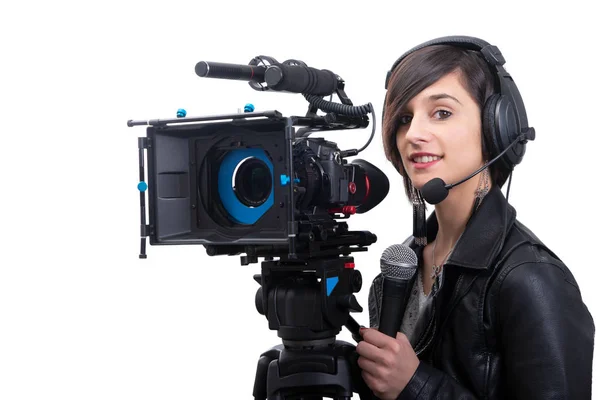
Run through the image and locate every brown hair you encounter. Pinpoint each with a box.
[382,44,510,200]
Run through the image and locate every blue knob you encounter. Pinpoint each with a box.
[244,103,255,113]
[138,181,148,191]
[280,175,300,186]
[177,108,187,118]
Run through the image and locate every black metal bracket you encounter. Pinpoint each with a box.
[138,137,150,259]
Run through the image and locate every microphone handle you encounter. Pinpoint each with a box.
[378,276,412,338]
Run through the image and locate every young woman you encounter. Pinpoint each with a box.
[356,36,595,399]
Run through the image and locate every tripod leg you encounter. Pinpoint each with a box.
[253,346,283,400]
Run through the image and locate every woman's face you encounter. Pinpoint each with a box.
[395,71,484,191]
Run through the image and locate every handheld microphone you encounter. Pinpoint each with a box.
[421,128,535,205]
[378,244,418,338]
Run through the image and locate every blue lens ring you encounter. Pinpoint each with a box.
[217,149,274,224]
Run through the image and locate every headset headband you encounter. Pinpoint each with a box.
[384,36,528,131]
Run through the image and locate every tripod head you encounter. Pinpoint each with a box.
[246,231,376,399]
[254,252,368,344]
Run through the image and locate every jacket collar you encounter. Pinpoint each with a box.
[411,185,517,270]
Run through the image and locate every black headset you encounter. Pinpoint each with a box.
[383,35,535,171]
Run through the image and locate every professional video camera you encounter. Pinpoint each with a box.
[128,55,389,399]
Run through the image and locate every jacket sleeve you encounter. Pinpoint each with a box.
[397,361,479,399]
[494,260,595,399]
[397,260,595,400]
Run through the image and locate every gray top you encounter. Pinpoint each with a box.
[400,265,443,346]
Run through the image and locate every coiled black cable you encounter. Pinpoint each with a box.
[304,94,373,117]
[303,94,376,156]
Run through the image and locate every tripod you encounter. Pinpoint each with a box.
[251,256,376,400]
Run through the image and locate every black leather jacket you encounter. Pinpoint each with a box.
[367,186,595,399]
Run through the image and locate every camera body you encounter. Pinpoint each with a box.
[131,55,391,264]
[135,107,388,264]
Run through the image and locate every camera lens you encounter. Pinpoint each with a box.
[233,157,272,207]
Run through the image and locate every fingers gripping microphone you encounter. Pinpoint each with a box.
[378,244,418,338]
[421,129,535,205]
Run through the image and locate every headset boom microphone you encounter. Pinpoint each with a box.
[421,127,535,205]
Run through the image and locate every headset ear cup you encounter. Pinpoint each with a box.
[494,95,525,168]
[482,94,501,160]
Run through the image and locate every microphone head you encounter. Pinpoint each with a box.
[421,177,449,205]
[380,244,418,280]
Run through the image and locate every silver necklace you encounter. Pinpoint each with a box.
[431,239,453,279]
[429,169,488,279]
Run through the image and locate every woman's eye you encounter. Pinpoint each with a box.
[399,115,412,125]
[434,110,452,119]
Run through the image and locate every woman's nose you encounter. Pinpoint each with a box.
[404,115,432,144]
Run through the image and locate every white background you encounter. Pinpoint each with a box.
[1,0,598,399]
